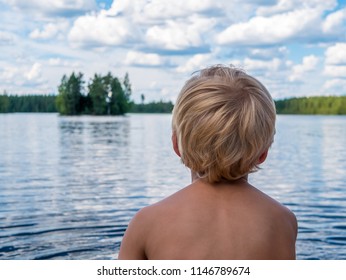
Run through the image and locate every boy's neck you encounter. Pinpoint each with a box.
[190,171,248,184]
[191,171,199,182]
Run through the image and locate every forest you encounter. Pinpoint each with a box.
[275,96,346,115]
[0,93,174,114]
[130,100,174,113]
[0,94,56,113]
[1,83,345,115]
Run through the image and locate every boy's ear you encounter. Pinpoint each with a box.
[258,150,268,164]
[172,132,181,157]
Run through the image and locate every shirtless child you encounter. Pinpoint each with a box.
[118,65,297,260]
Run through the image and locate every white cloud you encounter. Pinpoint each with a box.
[25,63,42,81]
[324,65,346,78]
[324,43,346,79]
[63,1,345,53]
[322,8,346,34]
[0,62,45,88]
[1,0,345,99]
[289,55,319,82]
[248,46,288,59]
[325,43,346,65]
[142,0,220,20]
[244,58,282,71]
[0,31,15,45]
[256,0,337,16]
[6,0,96,16]
[61,1,218,52]
[217,8,321,46]
[0,66,18,81]
[108,0,222,21]
[323,78,346,92]
[145,16,215,51]
[48,58,79,68]
[256,0,298,16]
[48,58,63,66]
[176,54,213,73]
[68,13,139,48]
[124,51,166,67]
[30,21,69,40]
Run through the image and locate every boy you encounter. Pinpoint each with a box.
[118,65,297,260]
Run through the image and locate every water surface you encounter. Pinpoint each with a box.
[0,113,345,259]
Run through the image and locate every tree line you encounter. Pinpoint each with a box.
[1,90,345,115]
[130,100,174,113]
[0,94,56,113]
[0,93,174,114]
[275,96,346,115]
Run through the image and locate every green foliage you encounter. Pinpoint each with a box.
[275,96,346,115]
[108,73,129,115]
[88,74,107,115]
[130,100,174,113]
[123,72,132,99]
[54,71,131,115]
[0,93,10,113]
[0,94,57,113]
[56,72,84,115]
[87,72,131,115]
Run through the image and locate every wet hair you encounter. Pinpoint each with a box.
[172,65,276,183]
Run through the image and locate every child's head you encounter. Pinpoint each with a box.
[172,65,276,183]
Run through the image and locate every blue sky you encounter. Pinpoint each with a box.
[0,0,345,102]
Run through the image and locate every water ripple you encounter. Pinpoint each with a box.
[1,114,346,259]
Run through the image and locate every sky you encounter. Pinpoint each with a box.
[0,0,346,102]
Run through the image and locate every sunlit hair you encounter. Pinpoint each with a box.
[172,65,276,183]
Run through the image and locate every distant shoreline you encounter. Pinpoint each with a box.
[275,96,346,115]
[1,95,345,115]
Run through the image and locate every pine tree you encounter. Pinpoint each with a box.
[56,72,84,115]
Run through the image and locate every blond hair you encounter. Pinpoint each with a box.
[172,65,276,183]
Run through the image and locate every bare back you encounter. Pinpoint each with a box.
[118,178,297,260]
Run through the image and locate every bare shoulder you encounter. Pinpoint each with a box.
[118,192,183,260]
[271,202,298,259]
[118,206,154,260]
[248,184,297,228]
[247,185,298,259]
[255,186,297,230]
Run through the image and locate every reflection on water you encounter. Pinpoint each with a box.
[0,114,345,259]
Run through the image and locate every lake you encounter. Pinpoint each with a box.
[0,113,345,260]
